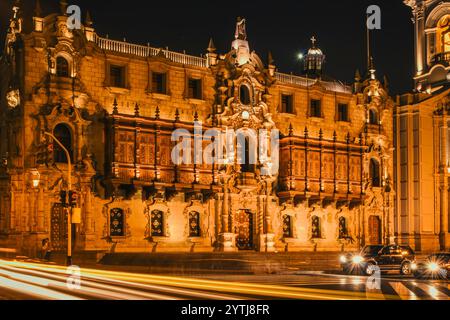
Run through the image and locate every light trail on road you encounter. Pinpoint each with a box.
[0,259,448,300]
[0,259,374,300]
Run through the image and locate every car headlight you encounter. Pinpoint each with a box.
[428,262,440,272]
[411,263,418,270]
[352,255,364,264]
[340,255,347,263]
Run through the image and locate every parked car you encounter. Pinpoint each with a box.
[340,245,416,276]
[412,253,450,280]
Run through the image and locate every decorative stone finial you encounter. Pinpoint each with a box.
[355,69,361,81]
[194,111,199,122]
[112,98,118,115]
[155,106,160,119]
[268,51,274,66]
[85,10,93,27]
[207,38,216,53]
[175,109,180,122]
[288,123,294,136]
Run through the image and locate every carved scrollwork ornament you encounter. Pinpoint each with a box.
[6,89,20,109]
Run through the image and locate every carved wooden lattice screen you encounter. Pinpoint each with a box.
[50,204,68,252]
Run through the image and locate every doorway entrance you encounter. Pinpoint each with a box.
[235,210,254,250]
[368,215,382,245]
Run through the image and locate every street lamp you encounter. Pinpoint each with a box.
[43,132,74,266]
[30,169,40,188]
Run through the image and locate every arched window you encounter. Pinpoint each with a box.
[189,212,200,237]
[312,216,321,239]
[369,109,379,125]
[53,124,73,164]
[370,159,381,187]
[437,16,450,54]
[283,215,293,238]
[110,208,125,237]
[339,217,348,239]
[242,137,255,173]
[151,210,164,237]
[56,56,70,77]
[240,85,251,105]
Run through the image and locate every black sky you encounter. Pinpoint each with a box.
[1,0,415,94]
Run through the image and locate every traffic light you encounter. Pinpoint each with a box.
[60,191,67,207]
[68,191,78,208]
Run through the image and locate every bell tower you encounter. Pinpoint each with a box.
[405,0,450,92]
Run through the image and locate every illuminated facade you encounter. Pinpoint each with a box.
[0,2,394,257]
[396,0,450,252]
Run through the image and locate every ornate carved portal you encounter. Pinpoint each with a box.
[235,209,254,250]
[368,215,382,245]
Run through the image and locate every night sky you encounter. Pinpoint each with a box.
[1,0,415,95]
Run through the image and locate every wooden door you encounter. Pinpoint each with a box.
[368,215,382,245]
[235,210,254,250]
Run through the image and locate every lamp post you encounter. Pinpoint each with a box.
[30,169,41,188]
[43,132,73,266]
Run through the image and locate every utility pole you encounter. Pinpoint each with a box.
[44,132,73,266]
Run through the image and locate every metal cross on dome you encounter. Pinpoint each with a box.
[311,36,317,47]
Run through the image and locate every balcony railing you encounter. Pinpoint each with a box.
[94,34,207,68]
[275,72,351,93]
[431,52,450,66]
[93,34,351,93]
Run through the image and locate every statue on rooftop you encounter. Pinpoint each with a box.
[235,17,247,41]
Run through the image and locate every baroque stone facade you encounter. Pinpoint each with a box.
[0,2,394,257]
[395,0,450,252]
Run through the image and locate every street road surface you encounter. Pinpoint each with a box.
[0,259,448,300]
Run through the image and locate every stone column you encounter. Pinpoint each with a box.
[439,182,449,249]
[218,177,236,252]
[414,5,426,77]
[37,187,45,232]
[222,183,229,233]
[84,188,93,234]
[261,194,276,253]
[9,191,15,232]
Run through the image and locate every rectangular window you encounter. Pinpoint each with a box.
[152,72,167,94]
[151,210,164,237]
[337,103,349,122]
[283,215,293,238]
[310,99,322,118]
[110,65,125,88]
[188,78,202,99]
[110,208,125,237]
[189,212,201,237]
[281,94,294,114]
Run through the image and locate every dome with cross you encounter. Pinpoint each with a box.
[303,36,325,77]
